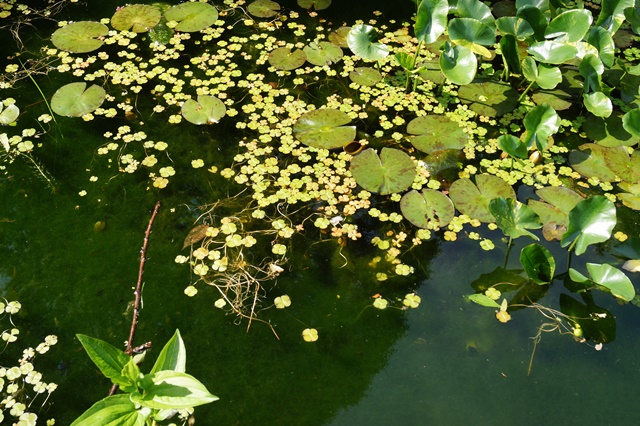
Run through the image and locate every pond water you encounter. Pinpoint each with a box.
[1,0,640,425]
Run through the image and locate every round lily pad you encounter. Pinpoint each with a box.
[449,174,516,222]
[604,146,640,183]
[247,0,281,18]
[348,67,382,86]
[350,148,416,195]
[303,41,343,66]
[293,109,355,149]
[111,4,161,33]
[400,189,455,229]
[51,21,109,53]
[298,0,331,10]
[51,82,106,117]
[164,2,218,32]
[181,95,226,125]
[406,115,469,154]
[568,143,618,181]
[532,90,574,111]
[457,81,519,117]
[347,24,389,61]
[0,103,19,125]
[268,47,307,71]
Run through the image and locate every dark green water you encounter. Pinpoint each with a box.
[1,1,640,425]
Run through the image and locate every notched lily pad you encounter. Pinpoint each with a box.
[400,189,455,229]
[448,174,516,222]
[111,4,162,33]
[293,109,355,149]
[51,21,109,53]
[247,0,281,18]
[457,81,519,117]
[406,115,469,154]
[51,82,106,117]
[297,0,331,10]
[583,113,640,147]
[604,146,640,183]
[348,67,382,86]
[350,148,416,195]
[164,2,218,32]
[569,143,618,181]
[303,41,343,66]
[181,95,226,125]
[268,47,307,70]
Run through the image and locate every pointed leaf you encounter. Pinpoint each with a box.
[468,293,501,308]
[70,394,147,426]
[76,334,131,385]
[561,195,616,255]
[133,371,218,409]
[151,329,186,374]
[415,0,449,44]
[520,244,555,284]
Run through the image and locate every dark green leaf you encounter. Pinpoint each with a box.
[561,195,616,255]
[489,197,542,241]
[498,134,528,158]
[520,244,555,284]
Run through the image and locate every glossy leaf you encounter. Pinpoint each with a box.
[51,82,106,117]
[181,95,226,125]
[527,41,578,64]
[164,2,218,32]
[544,9,592,42]
[583,113,640,147]
[415,0,449,44]
[70,394,147,426]
[51,21,109,53]
[520,244,555,284]
[151,329,186,374]
[622,109,640,138]
[348,67,382,86]
[522,103,559,150]
[456,0,495,27]
[522,57,562,90]
[579,54,604,93]
[626,5,640,35]
[247,0,281,18]
[516,6,548,41]
[585,27,615,67]
[133,371,219,409]
[595,0,634,34]
[497,134,528,158]
[400,189,455,229]
[0,104,19,125]
[587,263,636,301]
[110,4,161,33]
[76,334,130,385]
[349,148,416,195]
[268,47,307,70]
[293,109,356,149]
[468,293,501,308]
[496,16,534,38]
[583,92,613,118]
[561,195,616,255]
[449,174,516,222]
[489,197,542,241]
[347,24,389,61]
[448,18,496,56]
[440,42,477,85]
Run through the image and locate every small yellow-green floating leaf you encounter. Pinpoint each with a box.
[111,4,162,33]
[51,21,109,53]
[268,47,307,70]
[403,293,421,308]
[214,298,226,308]
[164,2,218,32]
[373,298,388,309]
[302,328,318,342]
[51,82,106,117]
[247,0,281,18]
[298,0,332,10]
[181,95,226,125]
[303,41,343,66]
[274,295,291,309]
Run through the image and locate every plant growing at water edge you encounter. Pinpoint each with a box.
[71,330,218,425]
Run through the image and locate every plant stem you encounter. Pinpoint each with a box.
[503,237,513,269]
[518,81,535,102]
[19,59,61,135]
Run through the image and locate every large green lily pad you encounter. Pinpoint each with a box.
[489,197,541,241]
[268,47,307,70]
[293,109,355,149]
[528,186,583,229]
[247,0,281,18]
[400,189,455,229]
[111,4,161,33]
[449,174,516,222]
[164,2,218,32]
[618,182,640,210]
[604,146,640,183]
[347,24,389,61]
[406,115,469,154]
[532,90,574,111]
[51,21,109,53]
[303,41,343,66]
[569,143,618,181]
[51,82,106,117]
[181,95,226,125]
[457,81,519,117]
[561,195,616,256]
[583,112,640,147]
[348,67,382,86]
[349,148,416,195]
[297,0,331,10]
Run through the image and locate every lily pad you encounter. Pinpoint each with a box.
[569,143,618,181]
[0,103,19,125]
[181,95,226,125]
[328,27,350,48]
[400,189,455,229]
[51,21,109,53]
[521,103,559,151]
[527,40,578,64]
[440,42,477,85]
[297,0,331,10]
[522,57,562,90]
[293,109,355,149]
[489,197,542,241]
[247,0,281,18]
[531,90,574,110]
[544,9,593,43]
[449,174,516,222]
[349,148,416,195]
[268,47,307,70]
[51,82,106,117]
[583,113,639,147]
[447,18,496,57]
[570,263,635,302]
[604,146,640,183]
[457,81,519,117]
[415,0,448,44]
[349,67,382,86]
[164,2,218,32]
[618,182,640,210]
[303,41,343,66]
[347,24,389,61]
[406,115,469,154]
[111,4,161,33]
[622,109,640,138]
[561,195,616,256]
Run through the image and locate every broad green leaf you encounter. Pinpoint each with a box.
[119,358,141,393]
[406,115,469,153]
[110,4,161,33]
[561,195,616,255]
[349,148,416,195]
[516,0,549,9]
[449,174,516,222]
[415,0,449,44]
[569,143,618,181]
[520,244,555,284]
[585,27,615,67]
[440,42,477,85]
[268,47,306,70]
[51,82,106,117]
[622,109,640,138]
[496,16,534,38]
[583,92,613,118]
[70,394,148,426]
[583,113,640,147]
[456,0,495,27]
[497,134,528,158]
[297,0,331,10]
[164,2,218,32]
[544,9,593,42]
[586,263,636,301]
[347,24,389,61]
[247,0,281,18]
[489,197,542,241]
[0,104,19,125]
[348,67,382,86]
[303,41,343,66]
[181,95,226,125]
[626,5,640,35]
[395,52,415,70]
[500,34,521,75]
[400,189,455,229]
[527,41,578,64]
[293,109,356,149]
[603,145,640,183]
[522,103,559,150]
[468,293,501,308]
[579,54,604,93]
[76,334,131,385]
[151,329,186,374]
[457,80,519,117]
[51,21,109,53]
[516,6,548,41]
[521,57,562,89]
[133,371,218,409]
[448,18,496,57]
[595,0,634,34]
[535,186,583,214]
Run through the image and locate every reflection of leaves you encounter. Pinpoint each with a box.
[559,294,616,344]
[470,266,527,294]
